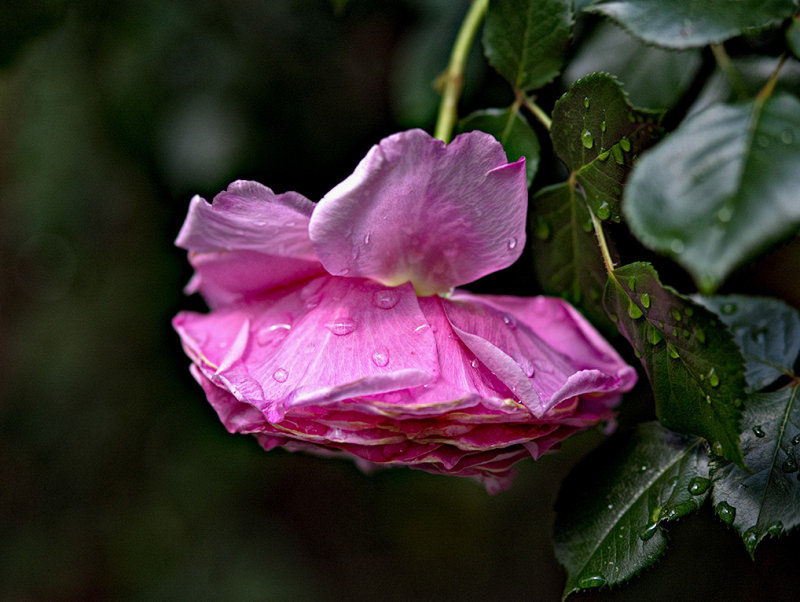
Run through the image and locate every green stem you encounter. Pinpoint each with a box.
[586,190,616,277]
[519,92,552,131]
[756,54,787,103]
[710,43,748,100]
[434,0,489,143]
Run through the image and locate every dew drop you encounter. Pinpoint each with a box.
[688,476,710,495]
[272,368,289,383]
[752,425,765,438]
[716,501,736,525]
[597,202,611,220]
[639,522,658,541]
[578,575,606,590]
[326,317,356,336]
[640,292,651,308]
[414,323,431,335]
[717,206,733,223]
[767,521,783,536]
[781,457,798,473]
[371,348,390,367]
[502,313,517,329]
[612,143,624,164]
[619,136,631,152]
[581,129,594,149]
[507,237,518,250]
[373,289,400,310]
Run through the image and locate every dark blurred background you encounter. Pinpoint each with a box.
[1,1,797,600]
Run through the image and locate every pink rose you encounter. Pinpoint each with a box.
[173,129,636,493]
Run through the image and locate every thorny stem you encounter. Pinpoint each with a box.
[519,91,552,131]
[434,0,489,143]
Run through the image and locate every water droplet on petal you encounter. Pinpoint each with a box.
[716,501,736,525]
[470,358,480,369]
[363,232,371,245]
[502,313,517,329]
[372,289,400,310]
[414,323,431,335]
[752,425,765,438]
[371,348,390,367]
[326,317,356,336]
[581,129,594,149]
[687,476,710,495]
[507,237,518,250]
[272,368,289,383]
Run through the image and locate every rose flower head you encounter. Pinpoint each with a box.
[173,129,636,493]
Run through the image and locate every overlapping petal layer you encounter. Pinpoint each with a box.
[174,129,636,492]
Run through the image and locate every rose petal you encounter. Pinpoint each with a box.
[442,292,635,417]
[174,276,440,422]
[308,129,527,295]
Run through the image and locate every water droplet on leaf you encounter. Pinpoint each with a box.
[597,202,611,220]
[639,523,658,541]
[667,343,680,359]
[612,143,624,164]
[716,501,736,525]
[583,96,590,108]
[781,130,793,144]
[600,120,607,132]
[671,309,682,321]
[619,136,631,152]
[717,206,733,223]
[534,218,551,240]
[670,239,685,254]
[688,476,710,495]
[597,149,610,161]
[752,425,765,438]
[647,324,663,345]
[640,292,651,308]
[578,575,606,590]
[708,368,720,387]
[791,434,800,446]
[628,301,643,319]
[781,457,798,473]
[744,528,759,554]
[767,521,783,536]
[695,329,706,344]
[581,129,594,149]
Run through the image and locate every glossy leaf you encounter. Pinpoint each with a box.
[460,107,541,186]
[712,386,800,557]
[565,21,702,110]
[603,262,746,467]
[528,182,611,329]
[624,94,800,294]
[483,0,573,92]
[554,422,709,598]
[587,0,796,49]
[696,295,800,392]
[551,73,661,221]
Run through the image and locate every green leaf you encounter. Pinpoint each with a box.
[565,21,702,110]
[587,0,796,49]
[603,262,747,467]
[529,182,611,329]
[483,0,573,92]
[554,422,710,598]
[788,16,800,59]
[459,107,541,186]
[711,386,800,557]
[624,94,800,294]
[696,295,800,392]
[551,73,661,221]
